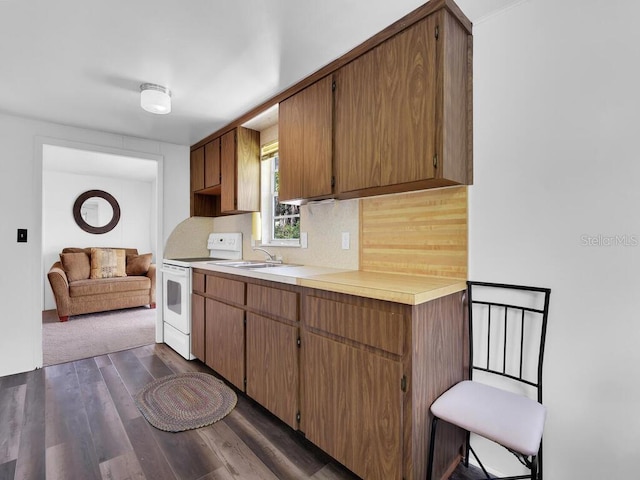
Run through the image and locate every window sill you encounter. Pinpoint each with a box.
[257,241,301,248]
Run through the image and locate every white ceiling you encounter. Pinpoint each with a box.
[43,144,158,181]
[0,0,520,147]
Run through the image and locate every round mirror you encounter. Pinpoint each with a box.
[73,190,120,234]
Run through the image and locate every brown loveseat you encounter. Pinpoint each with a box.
[48,247,156,322]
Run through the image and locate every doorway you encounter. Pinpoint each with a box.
[41,142,162,364]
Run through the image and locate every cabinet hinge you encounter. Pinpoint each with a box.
[244,377,247,387]
[332,81,336,92]
[331,176,335,188]
[296,411,301,423]
[297,336,301,348]
[433,154,438,169]
[435,25,439,40]
[243,317,247,325]
[401,375,407,393]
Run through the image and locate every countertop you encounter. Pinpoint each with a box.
[191,261,466,305]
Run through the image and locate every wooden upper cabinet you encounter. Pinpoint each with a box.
[220,127,260,213]
[191,2,472,207]
[204,137,221,189]
[191,139,221,192]
[334,9,471,196]
[190,146,205,192]
[279,75,333,204]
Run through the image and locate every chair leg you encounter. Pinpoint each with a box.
[531,455,538,480]
[464,430,470,467]
[538,443,543,480]
[426,416,439,480]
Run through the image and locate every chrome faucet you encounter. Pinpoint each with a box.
[252,247,281,263]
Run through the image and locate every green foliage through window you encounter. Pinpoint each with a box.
[263,149,300,242]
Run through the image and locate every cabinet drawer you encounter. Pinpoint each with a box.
[304,295,404,355]
[206,275,245,305]
[247,284,298,322]
[192,271,205,293]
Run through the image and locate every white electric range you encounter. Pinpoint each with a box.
[161,232,242,359]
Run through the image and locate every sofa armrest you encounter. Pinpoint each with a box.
[147,264,156,306]
[48,262,71,319]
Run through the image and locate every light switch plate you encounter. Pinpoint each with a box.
[301,232,308,249]
[17,228,27,243]
[341,232,350,250]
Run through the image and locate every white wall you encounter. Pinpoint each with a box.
[0,111,189,377]
[42,170,154,310]
[470,1,640,478]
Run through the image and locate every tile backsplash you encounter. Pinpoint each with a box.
[213,198,359,269]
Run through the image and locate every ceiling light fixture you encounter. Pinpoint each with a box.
[140,83,171,114]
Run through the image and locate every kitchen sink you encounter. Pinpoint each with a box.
[208,260,299,269]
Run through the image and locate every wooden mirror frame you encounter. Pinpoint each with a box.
[73,189,121,234]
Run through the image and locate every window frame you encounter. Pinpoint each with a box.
[260,143,300,247]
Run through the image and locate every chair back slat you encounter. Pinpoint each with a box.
[467,281,551,403]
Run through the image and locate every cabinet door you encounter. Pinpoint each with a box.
[279,75,333,202]
[246,313,299,429]
[190,146,205,192]
[205,298,245,390]
[378,15,437,186]
[334,50,380,193]
[220,127,260,213]
[191,293,205,361]
[301,332,403,480]
[220,130,236,213]
[279,89,304,201]
[204,137,221,188]
[334,14,438,193]
[235,127,260,211]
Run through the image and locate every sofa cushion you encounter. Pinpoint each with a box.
[59,252,91,282]
[69,276,151,297]
[63,247,139,256]
[126,253,153,276]
[90,248,127,279]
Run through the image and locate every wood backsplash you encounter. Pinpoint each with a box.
[359,186,467,279]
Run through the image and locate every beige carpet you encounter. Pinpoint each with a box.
[42,307,156,366]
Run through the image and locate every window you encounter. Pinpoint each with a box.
[260,142,300,245]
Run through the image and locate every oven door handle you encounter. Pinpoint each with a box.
[161,267,189,277]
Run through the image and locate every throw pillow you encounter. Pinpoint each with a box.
[126,253,152,276]
[90,248,127,279]
[60,252,91,282]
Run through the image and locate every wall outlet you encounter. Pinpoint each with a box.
[341,232,350,250]
[301,232,308,249]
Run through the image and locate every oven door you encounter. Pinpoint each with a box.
[161,264,190,334]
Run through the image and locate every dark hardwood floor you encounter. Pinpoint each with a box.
[0,343,487,480]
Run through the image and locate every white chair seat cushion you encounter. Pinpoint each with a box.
[430,380,546,456]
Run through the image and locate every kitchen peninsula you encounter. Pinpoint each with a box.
[190,260,466,480]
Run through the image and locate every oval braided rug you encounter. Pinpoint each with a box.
[134,372,237,432]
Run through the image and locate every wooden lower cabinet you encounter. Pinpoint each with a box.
[191,293,205,361]
[246,312,299,429]
[300,289,466,480]
[191,270,464,480]
[205,298,245,391]
[301,331,403,480]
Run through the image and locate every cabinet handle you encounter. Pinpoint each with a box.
[433,154,438,169]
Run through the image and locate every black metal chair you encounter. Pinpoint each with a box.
[426,281,551,480]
